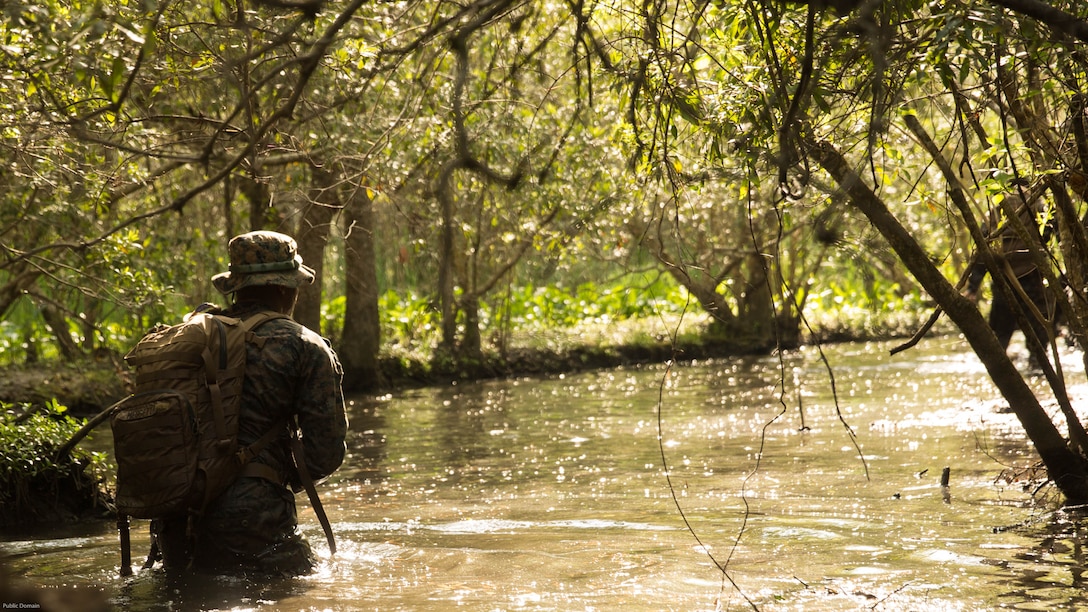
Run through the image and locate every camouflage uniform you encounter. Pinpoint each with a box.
[154,231,347,576]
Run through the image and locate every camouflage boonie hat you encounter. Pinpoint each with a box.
[212,231,315,295]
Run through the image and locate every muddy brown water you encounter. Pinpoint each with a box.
[3,336,1088,610]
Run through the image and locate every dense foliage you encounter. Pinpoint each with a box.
[0,401,110,525]
[0,0,931,374]
[5,0,1088,506]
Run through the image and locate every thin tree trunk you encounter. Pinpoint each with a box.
[339,184,382,392]
[293,166,339,333]
[40,304,80,361]
[437,33,471,360]
[460,293,482,360]
[223,175,236,244]
[435,162,459,357]
[238,174,274,231]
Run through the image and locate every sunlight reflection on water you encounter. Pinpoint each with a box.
[3,336,1088,610]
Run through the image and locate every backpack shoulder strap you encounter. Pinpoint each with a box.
[242,310,289,331]
[240,311,290,349]
[232,310,335,552]
[231,310,295,475]
[205,316,231,442]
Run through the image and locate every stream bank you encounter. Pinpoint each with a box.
[0,310,949,530]
[2,312,944,415]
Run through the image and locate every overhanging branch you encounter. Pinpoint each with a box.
[988,0,1088,44]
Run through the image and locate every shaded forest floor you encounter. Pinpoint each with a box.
[0,308,951,416]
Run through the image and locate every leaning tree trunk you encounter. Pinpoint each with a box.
[293,166,339,334]
[627,216,739,334]
[809,137,1088,505]
[339,183,383,392]
[40,303,80,361]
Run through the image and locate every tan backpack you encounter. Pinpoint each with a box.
[111,310,287,520]
[108,310,290,575]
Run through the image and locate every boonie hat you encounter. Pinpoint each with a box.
[212,231,315,295]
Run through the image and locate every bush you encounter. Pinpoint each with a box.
[0,401,111,526]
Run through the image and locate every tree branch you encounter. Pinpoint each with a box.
[988,0,1088,44]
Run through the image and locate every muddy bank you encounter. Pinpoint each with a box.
[0,452,113,527]
[1,341,764,415]
[374,336,780,393]
[0,359,129,416]
[0,328,927,415]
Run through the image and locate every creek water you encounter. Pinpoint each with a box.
[4,335,1088,611]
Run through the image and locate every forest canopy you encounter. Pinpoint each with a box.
[6,0,1088,500]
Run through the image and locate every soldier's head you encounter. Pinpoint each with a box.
[212,231,314,312]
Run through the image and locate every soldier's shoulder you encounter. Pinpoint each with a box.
[259,316,335,351]
[259,314,303,331]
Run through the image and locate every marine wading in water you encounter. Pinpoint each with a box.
[65,231,348,577]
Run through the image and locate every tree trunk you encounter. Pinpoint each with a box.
[40,304,80,361]
[435,162,459,358]
[238,174,275,231]
[459,292,482,361]
[739,251,778,346]
[339,184,383,392]
[223,175,236,245]
[293,166,339,334]
[80,298,99,354]
[809,137,1088,504]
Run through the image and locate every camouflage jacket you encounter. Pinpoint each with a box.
[196,301,347,566]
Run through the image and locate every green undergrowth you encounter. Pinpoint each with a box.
[373,300,943,389]
[0,277,941,410]
[0,401,112,527]
[359,278,940,373]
